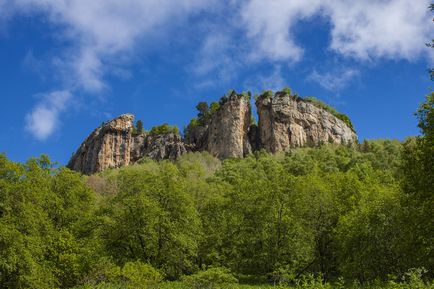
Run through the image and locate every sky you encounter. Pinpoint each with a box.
[0,0,433,165]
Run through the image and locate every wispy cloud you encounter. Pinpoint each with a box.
[12,0,213,92]
[5,0,214,139]
[25,90,72,140]
[308,68,359,92]
[240,0,322,63]
[243,65,287,94]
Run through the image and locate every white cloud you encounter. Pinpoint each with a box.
[325,0,433,61]
[239,0,433,62]
[25,90,72,140]
[4,0,215,139]
[191,32,243,88]
[240,0,323,62]
[308,68,359,92]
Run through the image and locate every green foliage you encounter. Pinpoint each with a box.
[256,89,273,100]
[132,120,145,136]
[185,101,221,138]
[182,267,238,289]
[416,92,434,140]
[99,162,200,279]
[399,92,434,273]
[1,134,433,288]
[281,86,292,95]
[148,123,179,136]
[304,96,355,131]
[80,259,162,288]
[0,155,96,288]
[117,261,163,288]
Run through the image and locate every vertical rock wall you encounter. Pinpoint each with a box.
[207,93,252,159]
[256,92,358,153]
[67,90,359,175]
[67,114,134,175]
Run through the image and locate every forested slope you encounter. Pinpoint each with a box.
[1,133,433,288]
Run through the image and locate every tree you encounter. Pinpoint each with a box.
[100,162,200,279]
[136,120,144,134]
[196,102,209,123]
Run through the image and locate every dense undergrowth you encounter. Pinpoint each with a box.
[0,138,433,288]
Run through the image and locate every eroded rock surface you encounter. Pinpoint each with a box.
[207,93,252,159]
[68,115,189,175]
[67,114,134,175]
[131,133,190,162]
[68,90,358,174]
[256,92,357,153]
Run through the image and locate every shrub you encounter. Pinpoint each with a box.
[182,267,238,289]
[149,123,179,136]
[387,268,434,289]
[132,120,145,136]
[82,259,163,289]
[119,261,163,288]
[282,86,291,95]
[260,90,273,99]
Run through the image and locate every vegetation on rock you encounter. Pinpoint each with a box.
[148,123,180,136]
[303,96,355,131]
[132,119,145,136]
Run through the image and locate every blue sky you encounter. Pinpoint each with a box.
[0,0,433,165]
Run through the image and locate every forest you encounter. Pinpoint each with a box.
[0,93,432,289]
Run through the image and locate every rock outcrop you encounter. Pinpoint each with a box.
[131,133,189,162]
[206,92,252,159]
[67,114,134,175]
[68,115,189,175]
[256,92,357,153]
[68,89,358,175]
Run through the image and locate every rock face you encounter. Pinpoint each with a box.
[68,89,358,174]
[67,114,134,175]
[256,92,357,153]
[68,115,189,175]
[131,133,189,162]
[206,93,252,159]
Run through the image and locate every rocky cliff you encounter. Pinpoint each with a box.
[67,114,134,175]
[206,92,252,159]
[256,92,357,153]
[68,115,189,174]
[68,89,358,174]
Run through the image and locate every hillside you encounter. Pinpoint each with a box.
[0,92,432,289]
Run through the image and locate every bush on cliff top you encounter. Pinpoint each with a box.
[255,88,354,132]
[149,123,179,136]
[303,96,354,131]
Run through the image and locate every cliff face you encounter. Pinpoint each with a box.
[68,89,358,175]
[256,92,357,153]
[67,114,134,175]
[68,115,189,175]
[131,133,189,162]
[207,93,252,159]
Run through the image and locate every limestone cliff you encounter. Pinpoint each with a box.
[68,89,358,174]
[131,133,189,162]
[68,115,189,175]
[256,92,357,153]
[67,114,134,175]
[206,92,252,159]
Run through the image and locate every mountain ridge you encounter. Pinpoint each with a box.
[68,90,358,174]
